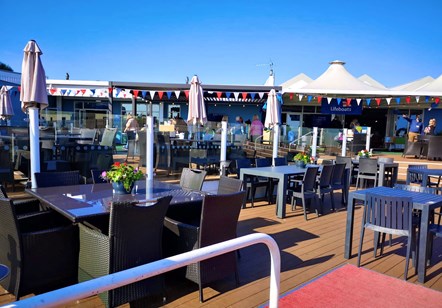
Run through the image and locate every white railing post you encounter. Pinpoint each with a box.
[7,233,281,308]
[220,120,227,175]
[341,128,348,157]
[365,126,371,151]
[311,127,318,158]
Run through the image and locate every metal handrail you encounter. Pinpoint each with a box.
[288,130,313,152]
[3,233,281,308]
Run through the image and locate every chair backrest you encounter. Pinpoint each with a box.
[318,164,334,188]
[358,158,378,175]
[108,196,172,307]
[79,128,97,144]
[321,159,334,165]
[180,168,207,190]
[331,163,346,186]
[35,170,82,187]
[377,157,394,163]
[407,164,428,184]
[0,184,8,198]
[335,156,352,169]
[255,157,272,167]
[273,156,287,166]
[199,191,246,248]
[364,193,413,233]
[91,169,107,184]
[99,127,117,147]
[394,183,436,194]
[217,176,243,194]
[235,158,252,179]
[0,146,14,184]
[303,166,320,192]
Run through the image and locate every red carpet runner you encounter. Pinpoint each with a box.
[276,264,442,307]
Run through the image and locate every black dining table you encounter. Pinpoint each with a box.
[25,180,205,223]
[345,186,442,283]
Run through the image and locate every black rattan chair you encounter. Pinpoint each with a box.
[217,175,243,194]
[163,191,246,302]
[357,193,416,280]
[316,164,334,212]
[0,184,41,215]
[287,166,320,220]
[180,168,207,191]
[34,170,84,187]
[0,198,79,299]
[330,163,347,207]
[78,196,172,307]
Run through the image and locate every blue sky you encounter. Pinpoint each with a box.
[1,0,441,87]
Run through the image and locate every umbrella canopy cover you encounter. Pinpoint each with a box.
[20,40,48,111]
[0,86,14,120]
[187,75,207,125]
[264,89,280,128]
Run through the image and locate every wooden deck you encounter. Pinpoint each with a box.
[1,153,442,307]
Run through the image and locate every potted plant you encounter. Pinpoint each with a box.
[293,151,315,168]
[101,162,144,194]
[357,149,372,159]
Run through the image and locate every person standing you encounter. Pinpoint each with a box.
[403,114,423,142]
[250,114,264,142]
[123,114,139,149]
[424,118,437,135]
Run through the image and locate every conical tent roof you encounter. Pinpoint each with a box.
[416,74,442,92]
[358,74,387,89]
[390,76,434,91]
[281,73,313,92]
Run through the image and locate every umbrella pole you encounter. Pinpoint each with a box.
[146,115,154,181]
[272,125,280,164]
[28,107,41,188]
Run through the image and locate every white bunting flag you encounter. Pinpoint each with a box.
[416,96,420,103]
[356,98,362,105]
[233,92,240,100]
[149,91,156,100]
[299,94,303,101]
[386,97,392,105]
[258,92,265,99]
[327,97,332,104]
[174,91,181,99]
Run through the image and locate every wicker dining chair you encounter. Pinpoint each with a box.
[34,170,84,187]
[316,164,334,212]
[78,196,172,307]
[180,168,207,191]
[163,191,246,303]
[357,193,416,280]
[217,175,243,194]
[0,184,41,215]
[0,198,79,299]
[330,163,347,207]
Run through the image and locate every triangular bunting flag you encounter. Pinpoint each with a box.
[149,91,156,99]
[116,89,121,97]
[225,92,231,98]
[425,96,429,102]
[142,91,147,98]
[50,88,57,95]
[386,97,392,105]
[216,92,222,99]
[258,92,264,99]
[327,97,332,104]
[396,97,401,104]
[406,96,411,104]
[60,89,67,96]
[356,98,362,105]
[241,92,248,100]
[375,98,381,106]
[81,89,86,95]
[415,96,420,103]
[317,96,322,103]
[366,98,371,106]
[336,98,342,105]
[250,92,256,100]
[91,89,96,96]
[233,92,240,100]
[174,91,180,99]
[307,96,312,102]
[158,91,164,99]
[346,98,352,106]
[289,93,294,100]
[166,91,172,99]
[436,97,440,104]
[184,90,189,99]
[108,87,113,94]
[133,90,139,98]
[298,94,303,101]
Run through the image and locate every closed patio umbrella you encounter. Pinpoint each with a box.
[0,86,14,121]
[187,75,206,139]
[264,89,281,163]
[20,40,48,188]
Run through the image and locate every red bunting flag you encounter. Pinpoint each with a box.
[184,90,189,99]
[435,97,440,104]
[289,93,293,100]
[346,98,352,106]
[406,96,411,103]
[76,90,80,95]
[108,87,113,94]
[133,90,139,98]
[317,96,322,103]
[375,98,381,106]
[18,86,21,92]
[81,89,86,95]
[158,91,164,99]
[241,92,248,100]
[216,92,222,99]
[50,88,56,95]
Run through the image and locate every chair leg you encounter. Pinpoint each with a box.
[302,197,308,221]
[330,191,335,211]
[357,211,367,267]
[404,232,412,280]
[199,283,204,303]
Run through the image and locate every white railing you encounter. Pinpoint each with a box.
[3,233,281,308]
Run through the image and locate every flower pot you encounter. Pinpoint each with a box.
[295,160,306,168]
[112,182,133,195]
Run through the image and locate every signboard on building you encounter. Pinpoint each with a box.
[321,100,362,115]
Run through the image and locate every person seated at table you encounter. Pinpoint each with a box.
[403,114,423,142]
[424,118,436,135]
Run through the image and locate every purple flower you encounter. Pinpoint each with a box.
[101,171,107,178]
